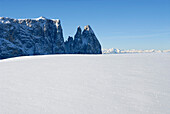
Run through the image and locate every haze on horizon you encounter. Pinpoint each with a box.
[0,0,169,50]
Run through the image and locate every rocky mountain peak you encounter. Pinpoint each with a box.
[77,26,81,31]
[83,25,94,34]
[75,26,82,36]
[0,17,102,59]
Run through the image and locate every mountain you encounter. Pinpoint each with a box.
[65,25,102,54]
[0,17,102,59]
[102,48,170,54]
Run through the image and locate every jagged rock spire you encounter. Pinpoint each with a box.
[77,26,81,32]
[75,26,82,39]
[81,25,102,54]
[83,25,94,34]
[65,25,102,54]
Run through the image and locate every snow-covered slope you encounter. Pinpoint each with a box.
[0,54,170,114]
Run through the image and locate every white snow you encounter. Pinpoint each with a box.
[55,19,61,30]
[0,54,170,114]
[102,48,170,54]
[17,16,47,21]
[35,16,47,21]
[0,19,10,24]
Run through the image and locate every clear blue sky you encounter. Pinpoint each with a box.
[0,0,170,50]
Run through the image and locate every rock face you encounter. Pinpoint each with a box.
[65,25,102,54]
[0,17,102,59]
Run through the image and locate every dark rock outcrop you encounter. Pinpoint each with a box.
[0,17,102,59]
[65,25,102,54]
[65,36,74,54]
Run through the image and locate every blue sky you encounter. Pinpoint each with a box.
[0,0,170,50]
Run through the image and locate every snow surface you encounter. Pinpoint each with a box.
[35,16,47,21]
[0,54,170,114]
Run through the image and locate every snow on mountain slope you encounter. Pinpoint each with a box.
[102,48,170,54]
[0,54,170,114]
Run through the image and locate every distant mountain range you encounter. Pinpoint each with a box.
[102,48,170,54]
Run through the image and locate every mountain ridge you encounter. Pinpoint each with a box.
[102,48,170,54]
[0,16,102,59]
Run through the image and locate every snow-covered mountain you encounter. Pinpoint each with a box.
[0,17,102,59]
[102,48,170,54]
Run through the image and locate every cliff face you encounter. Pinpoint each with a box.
[65,26,102,54]
[0,17,102,59]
